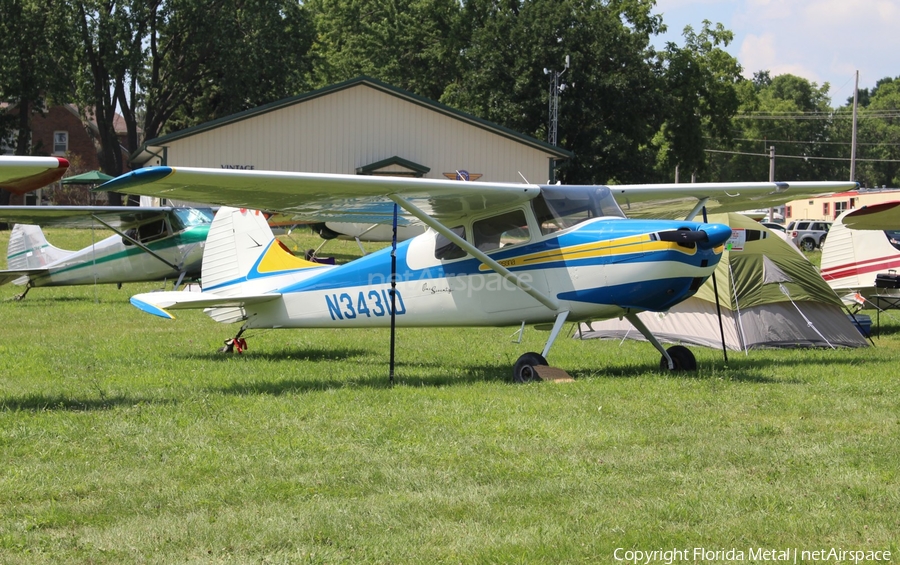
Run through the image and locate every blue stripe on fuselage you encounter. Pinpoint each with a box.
[276,218,722,294]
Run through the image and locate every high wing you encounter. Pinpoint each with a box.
[0,156,69,195]
[99,167,542,224]
[100,167,858,223]
[839,201,900,231]
[0,205,177,229]
[609,181,859,219]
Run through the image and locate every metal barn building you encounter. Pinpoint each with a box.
[131,76,571,184]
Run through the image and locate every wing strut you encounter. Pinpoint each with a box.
[388,195,560,312]
[684,197,710,221]
[90,215,182,272]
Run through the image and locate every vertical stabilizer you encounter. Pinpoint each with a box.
[6,224,73,269]
[201,207,275,292]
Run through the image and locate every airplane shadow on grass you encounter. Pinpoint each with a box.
[0,393,173,412]
[199,343,831,395]
[208,360,514,396]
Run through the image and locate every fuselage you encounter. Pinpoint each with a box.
[27,225,209,287]
[8,207,214,288]
[204,216,731,330]
[820,220,900,296]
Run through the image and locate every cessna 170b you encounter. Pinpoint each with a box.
[0,206,213,299]
[99,166,856,381]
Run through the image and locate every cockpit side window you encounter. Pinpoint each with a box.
[473,209,530,252]
[130,218,170,244]
[532,186,624,235]
[171,207,214,231]
[885,230,900,251]
[435,226,467,260]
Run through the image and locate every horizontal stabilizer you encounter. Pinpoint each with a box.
[0,268,49,286]
[130,290,281,319]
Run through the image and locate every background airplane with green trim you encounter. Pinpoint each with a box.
[100,166,856,380]
[1,206,214,299]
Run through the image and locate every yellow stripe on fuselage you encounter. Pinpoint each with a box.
[256,240,323,274]
[479,235,703,271]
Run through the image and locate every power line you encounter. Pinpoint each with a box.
[734,111,900,120]
[704,149,900,163]
[714,137,900,147]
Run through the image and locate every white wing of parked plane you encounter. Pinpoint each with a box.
[838,201,900,231]
[0,156,69,194]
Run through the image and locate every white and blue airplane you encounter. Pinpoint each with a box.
[0,155,69,195]
[100,167,856,380]
[0,206,214,299]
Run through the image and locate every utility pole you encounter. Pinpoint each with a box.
[850,70,859,181]
[769,146,776,223]
[544,55,569,147]
[769,146,775,182]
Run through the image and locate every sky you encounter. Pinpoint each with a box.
[651,0,900,106]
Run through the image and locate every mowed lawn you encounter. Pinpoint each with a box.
[1,228,898,563]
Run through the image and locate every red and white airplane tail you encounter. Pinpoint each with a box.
[820,203,900,300]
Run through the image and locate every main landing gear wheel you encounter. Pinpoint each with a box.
[218,337,248,354]
[513,352,548,383]
[660,345,697,371]
[218,329,248,354]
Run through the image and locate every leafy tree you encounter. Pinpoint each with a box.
[159,0,316,134]
[73,0,151,203]
[305,0,463,101]
[443,0,666,185]
[70,0,315,205]
[848,77,900,187]
[656,20,742,181]
[711,74,841,182]
[0,0,77,205]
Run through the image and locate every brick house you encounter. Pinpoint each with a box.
[1,103,133,204]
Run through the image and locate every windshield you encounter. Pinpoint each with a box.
[171,207,215,230]
[532,186,625,235]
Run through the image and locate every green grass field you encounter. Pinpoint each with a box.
[1,228,898,563]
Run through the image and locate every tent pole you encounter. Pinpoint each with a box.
[704,207,728,363]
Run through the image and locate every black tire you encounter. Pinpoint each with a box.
[818,235,827,249]
[660,345,697,371]
[800,238,816,252]
[512,352,547,383]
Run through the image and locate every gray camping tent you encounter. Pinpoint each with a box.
[579,213,868,351]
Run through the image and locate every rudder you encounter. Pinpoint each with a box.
[6,224,73,270]
[201,207,276,291]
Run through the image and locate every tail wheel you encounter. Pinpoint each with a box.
[512,352,548,383]
[660,345,697,371]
